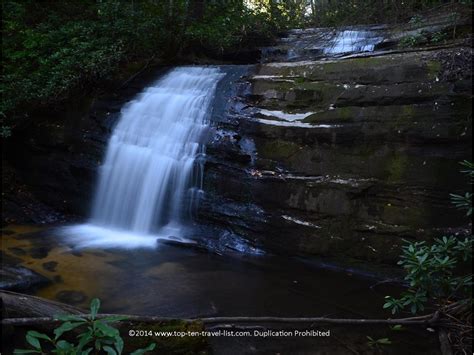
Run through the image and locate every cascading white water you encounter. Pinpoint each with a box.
[324,30,383,54]
[64,67,224,248]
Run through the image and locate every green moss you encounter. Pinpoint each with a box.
[426,60,442,80]
[303,106,361,124]
[395,105,416,125]
[322,56,394,72]
[337,106,357,121]
[258,140,301,160]
[294,77,306,84]
[386,153,409,183]
[252,80,293,94]
[452,97,473,122]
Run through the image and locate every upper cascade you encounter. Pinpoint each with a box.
[261,26,386,62]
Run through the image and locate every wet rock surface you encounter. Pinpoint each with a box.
[0,265,50,291]
[201,21,472,263]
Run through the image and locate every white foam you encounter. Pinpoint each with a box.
[62,224,194,249]
[257,118,341,129]
[258,109,315,121]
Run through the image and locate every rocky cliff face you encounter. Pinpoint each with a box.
[3,14,472,265]
[201,25,472,263]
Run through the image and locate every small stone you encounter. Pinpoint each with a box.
[42,261,58,272]
[55,290,87,305]
[29,246,49,259]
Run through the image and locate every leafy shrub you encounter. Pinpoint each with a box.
[451,161,474,216]
[431,31,448,44]
[1,0,279,134]
[367,336,392,350]
[14,298,155,355]
[384,236,472,314]
[399,33,428,48]
[409,15,424,25]
[384,161,473,315]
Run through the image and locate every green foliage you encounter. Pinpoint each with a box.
[384,236,472,314]
[366,336,392,350]
[1,0,471,135]
[399,34,428,48]
[399,30,450,48]
[14,298,155,355]
[384,161,473,315]
[451,161,474,216]
[1,0,280,134]
[305,0,468,27]
[389,324,404,331]
[185,2,275,51]
[431,31,448,44]
[409,15,424,25]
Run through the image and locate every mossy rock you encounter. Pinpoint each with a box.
[259,52,441,85]
[257,139,302,161]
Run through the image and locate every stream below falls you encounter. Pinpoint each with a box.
[3,225,396,318]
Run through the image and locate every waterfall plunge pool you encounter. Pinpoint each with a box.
[2,225,398,319]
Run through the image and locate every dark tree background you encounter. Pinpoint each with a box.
[1,0,470,136]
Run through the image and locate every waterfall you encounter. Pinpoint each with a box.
[324,30,383,55]
[64,67,224,248]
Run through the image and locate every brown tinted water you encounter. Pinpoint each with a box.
[2,225,396,317]
[1,225,441,354]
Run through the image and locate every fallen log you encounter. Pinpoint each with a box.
[2,313,440,328]
[1,290,85,319]
[0,290,440,328]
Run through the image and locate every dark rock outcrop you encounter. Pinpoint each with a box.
[201,27,472,263]
[0,265,50,291]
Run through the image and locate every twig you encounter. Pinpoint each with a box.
[1,313,440,327]
[117,55,156,90]
[439,329,454,355]
[369,278,402,290]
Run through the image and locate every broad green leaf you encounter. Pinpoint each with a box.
[26,330,51,341]
[114,336,124,355]
[103,345,118,355]
[95,321,119,337]
[95,339,102,351]
[90,298,101,320]
[56,340,74,351]
[26,334,41,350]
[54,321,84,340]
[13,350,40,354]
[76,329,94,351]
[130,343,156,355]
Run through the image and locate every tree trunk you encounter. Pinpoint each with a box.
[0,290,85,319]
